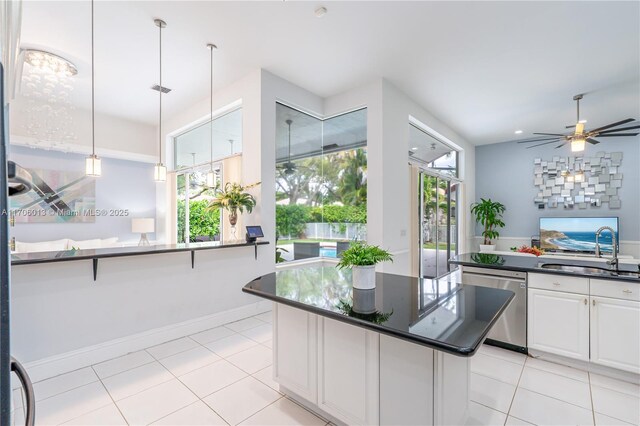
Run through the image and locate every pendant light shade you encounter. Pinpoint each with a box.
[86,0,101,177]
[154,18,167,182]
[206,43,217,188]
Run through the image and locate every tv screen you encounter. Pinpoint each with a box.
[539,217,619,253]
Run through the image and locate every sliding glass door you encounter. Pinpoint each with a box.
[419,172,458,278]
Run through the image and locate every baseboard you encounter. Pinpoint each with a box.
[24,300,272,383]
[528,349,640,385]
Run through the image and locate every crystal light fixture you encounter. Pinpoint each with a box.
[24,50,78,77]
[154,18,167,182]
[85,0,101,176]
[206,43,217,188]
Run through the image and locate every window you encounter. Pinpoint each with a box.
[409,123,458,177]
[173,108,242,170]
[275,103,367,262]
[173,107,241,243]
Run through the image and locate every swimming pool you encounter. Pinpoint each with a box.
[319,247,337,258]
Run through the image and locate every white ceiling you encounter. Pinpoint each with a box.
[19,1,640,145]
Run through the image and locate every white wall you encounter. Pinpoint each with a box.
[324,79,476,276]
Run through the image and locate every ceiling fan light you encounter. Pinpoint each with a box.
[571,138,586,152]
[575,123,585,135]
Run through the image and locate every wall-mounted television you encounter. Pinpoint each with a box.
[539,217,619,253]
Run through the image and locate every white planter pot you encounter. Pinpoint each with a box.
[479,244,496,252]
[352,265,376,290]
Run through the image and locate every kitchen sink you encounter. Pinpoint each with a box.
[540,263,639,278]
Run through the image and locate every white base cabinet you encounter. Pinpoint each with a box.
[273,303,470,426]
[528,273,640,374]
[528,288,590,361]
[590,296,640,374]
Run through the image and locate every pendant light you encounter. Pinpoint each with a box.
[153,18,167,182]
[206,43,217,188]
[85,0,101,176]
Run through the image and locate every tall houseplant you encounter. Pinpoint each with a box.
[208,182,260,234]
[471,198,506,251]
[337,242,393,289]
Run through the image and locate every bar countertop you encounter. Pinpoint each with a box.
[242,266,514,357]
[450,253,640,282]
[11,240,269,266]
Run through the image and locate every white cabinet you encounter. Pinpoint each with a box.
[528,288,590,361]
[590,296,640,374]
[317,317,379,426]
[273,303,317,403]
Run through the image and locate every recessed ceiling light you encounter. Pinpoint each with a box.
[411,147,418,150]
[315,6,327,18]
[514,130,523,134]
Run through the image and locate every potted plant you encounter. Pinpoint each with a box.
[471,198,506,252]
[208,182,260,229]
[336,242,393,289]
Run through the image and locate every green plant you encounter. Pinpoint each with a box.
[276,205,311,238]
[208,182,260,225]
[336,242,393,269]
[178,200,221,242]
[471,198,506,245]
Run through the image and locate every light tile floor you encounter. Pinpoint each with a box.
[10,310,640,426]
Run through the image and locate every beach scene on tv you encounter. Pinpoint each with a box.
[540,217,619,253]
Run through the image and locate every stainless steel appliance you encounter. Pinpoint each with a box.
[461,266,527,353]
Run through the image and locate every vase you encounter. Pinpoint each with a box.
[479,244,496,252]
[229,210,238,226]
[352,265,376,290]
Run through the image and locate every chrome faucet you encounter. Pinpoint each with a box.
[595,226,618,270]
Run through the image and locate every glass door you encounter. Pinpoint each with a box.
[419,172,458,278]
[176,165,221,243]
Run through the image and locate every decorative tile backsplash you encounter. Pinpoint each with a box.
[533,152,623,209]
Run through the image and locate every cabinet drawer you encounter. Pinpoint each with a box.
[529,273,589,294]
[591,279,640,302]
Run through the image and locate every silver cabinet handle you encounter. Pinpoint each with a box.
[584,298,587,305]
[553,282,561,286]
[623,289,632,294]
[592,299,596,306]
[11,357,35,426]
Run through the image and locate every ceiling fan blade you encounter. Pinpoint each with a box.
[526,139,563,149]
[565,124,576,129]
[516,137,563,144]
[597,124,640,134]
[589,118,635,133]
[586,138,600,145]
[554,144,566,149]
[533,132,566,136]
[596,133,639,137]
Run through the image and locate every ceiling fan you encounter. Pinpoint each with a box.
[516,94,639,152]
[277,119,297,175]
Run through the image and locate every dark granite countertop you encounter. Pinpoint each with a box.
[11,240,269,266]
[242,266,514,357]
[450,253,640,283]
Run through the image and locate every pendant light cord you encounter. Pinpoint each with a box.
[210,45,214,170]
[158,22,162,164]
[91,0,95,157]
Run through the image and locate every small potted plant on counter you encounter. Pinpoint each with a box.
[336,242,393,289]
[471,198,506,252]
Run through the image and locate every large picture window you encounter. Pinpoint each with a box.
[275,103,367,262]
[173,107,242,243]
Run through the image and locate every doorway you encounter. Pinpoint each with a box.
[419,172,458,278]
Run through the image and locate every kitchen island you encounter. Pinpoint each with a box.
[243,266,514,425]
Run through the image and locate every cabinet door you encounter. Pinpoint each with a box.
[317,317,379,426]
[590,296,640,374]
[528,288,589,360]
[273,303,317,403]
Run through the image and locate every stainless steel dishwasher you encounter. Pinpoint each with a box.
[461,266,527,353]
